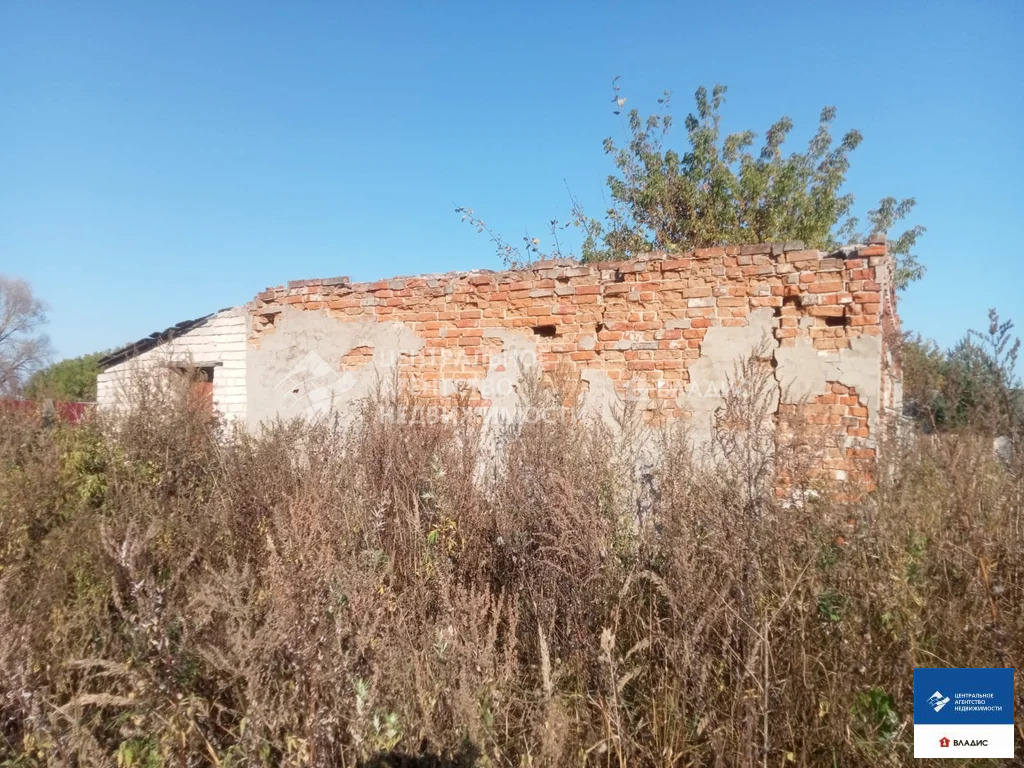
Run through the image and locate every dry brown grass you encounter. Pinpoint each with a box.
[0,374,1021,767]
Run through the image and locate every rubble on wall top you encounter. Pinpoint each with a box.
[265,240,889,295]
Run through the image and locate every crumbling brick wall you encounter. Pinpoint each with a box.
[247,238,900,488]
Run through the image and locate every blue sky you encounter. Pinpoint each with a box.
[2,0,1022,360]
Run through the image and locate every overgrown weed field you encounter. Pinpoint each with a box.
[1,381,1021,767]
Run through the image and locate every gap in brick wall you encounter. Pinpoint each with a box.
[824,314,850,328]
[775,294,800,318]
[532,324,557,338]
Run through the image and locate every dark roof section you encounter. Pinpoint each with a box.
[98,310,227,369]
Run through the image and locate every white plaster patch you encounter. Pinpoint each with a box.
[678,307,779,448]
[247,306,423,426]
[774,335,882,437]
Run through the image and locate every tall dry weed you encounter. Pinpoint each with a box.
[0,369,1020,767]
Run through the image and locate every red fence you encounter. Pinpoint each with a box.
[0,399,94,424]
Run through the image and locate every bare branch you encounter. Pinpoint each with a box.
[0,275,50,394]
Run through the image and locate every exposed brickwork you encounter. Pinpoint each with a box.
[249,241,900,488]
[778,382,878,490]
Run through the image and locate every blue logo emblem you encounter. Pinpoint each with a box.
[927,690,950,713]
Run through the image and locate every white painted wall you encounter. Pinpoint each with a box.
[96,308,248,422]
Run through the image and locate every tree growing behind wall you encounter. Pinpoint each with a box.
[24,352,104,402]
[0,276,50,395]
[903,309,1022,437]
[459,83,925,288]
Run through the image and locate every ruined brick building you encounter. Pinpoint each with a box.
[98,237,902,487]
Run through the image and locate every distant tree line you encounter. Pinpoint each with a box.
[903,309,1022,438]
[0,274,103,401]
[24,352,104,402]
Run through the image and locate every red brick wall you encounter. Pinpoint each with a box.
[250,239,899,488]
